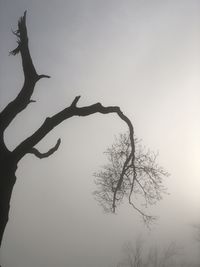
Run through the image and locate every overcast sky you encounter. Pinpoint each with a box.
[1,1,200,266]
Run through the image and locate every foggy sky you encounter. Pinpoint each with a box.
[1,1,200,266]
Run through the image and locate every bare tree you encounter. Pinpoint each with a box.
[117,240,143,267]
[146,242,181,267]
[117,241,181,267]
[159,242,180,267]
[94,133,169,224]
[193,224,200,242]
[0,12,138,264]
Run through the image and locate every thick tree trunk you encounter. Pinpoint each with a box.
[0,173,16,246]
[0,155,17,266]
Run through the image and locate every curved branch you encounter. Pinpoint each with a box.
[28,138,61,159]
[13,98,136,168]
[37,74,51,80]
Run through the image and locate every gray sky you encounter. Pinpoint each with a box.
[1,1,200,266]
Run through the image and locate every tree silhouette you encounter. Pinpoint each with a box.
[117,241,181,267]
[94,133,169,224]
[0,12,136,264]
[193,224,200,242]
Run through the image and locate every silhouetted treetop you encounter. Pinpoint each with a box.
[94,133,169,224]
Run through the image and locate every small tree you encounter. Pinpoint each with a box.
[94,133,169,224]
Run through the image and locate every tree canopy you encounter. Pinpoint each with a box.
[94,133,169,224]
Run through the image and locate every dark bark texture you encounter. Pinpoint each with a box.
[0,159,17,247]
[0,12,136,266]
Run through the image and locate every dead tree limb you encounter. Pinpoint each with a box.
[0,12,137,261]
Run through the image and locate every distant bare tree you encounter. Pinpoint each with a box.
[117,241,181,267]
[126,239,143,267]
[94,133,169,224]
[193,224,200,242]
[117,240,143,267]
[159,242,180,267]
